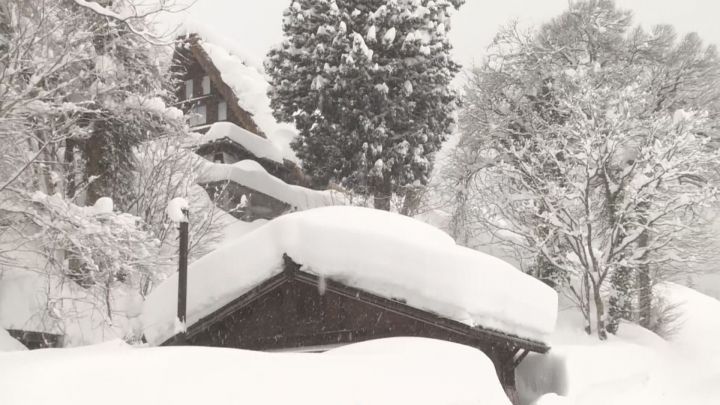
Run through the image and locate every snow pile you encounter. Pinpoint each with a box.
[0,269,142,345]
[659,283,720,360]
[197,159,344,210]
[92,196,113,214]
[198,121,284,163]
[0,337,511,405]
[0,328,26,352]
[516,284,720,405]
[142,206,558,346]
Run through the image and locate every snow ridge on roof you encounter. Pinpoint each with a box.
[196,159,343,210]
[198,122,284,164]
[142,206,558,346]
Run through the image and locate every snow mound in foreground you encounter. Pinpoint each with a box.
[0,337,511,405]
[142,206,557,346]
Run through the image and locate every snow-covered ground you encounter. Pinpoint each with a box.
[517,283,720,405]
[0,337,511,405]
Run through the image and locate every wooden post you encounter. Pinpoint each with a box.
[177,208,189,344]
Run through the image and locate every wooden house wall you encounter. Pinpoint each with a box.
[171,45,250,133]
[185,278,518,388]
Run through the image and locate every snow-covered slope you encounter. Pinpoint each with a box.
[0,337,511,405]
[142,206,558,346]
[516,283,720,405]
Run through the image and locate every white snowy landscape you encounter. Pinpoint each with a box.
[2,0,720,404]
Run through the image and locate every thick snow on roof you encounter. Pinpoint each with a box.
[198,121,284,163]
[197,159,344,210]
[0,337,511,405]
[181,21,298,161]
[142,206,558,346]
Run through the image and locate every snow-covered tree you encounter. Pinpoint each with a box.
[266,0,464,210]
[0,0,219,343]
[443,0,720,339]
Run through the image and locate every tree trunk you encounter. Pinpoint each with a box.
[637,208,652,328]
[399,186,423,216]
[593,283,608,340]
[84,129,106,206]
[637,262,652,328]
[64,139,76,199]
[372,177,392,211]
[607,265,633,334]
[583,272,592,335]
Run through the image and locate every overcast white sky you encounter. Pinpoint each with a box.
[175,0,720,69]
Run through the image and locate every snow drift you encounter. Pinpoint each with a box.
[516,284,720,405]
[0,337,510,405]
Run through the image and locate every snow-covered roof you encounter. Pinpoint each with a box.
[181,21,297,162]
[197,159,344,210]
[198,121,284,164]
[142,206,558,346]
[0,337,512,405]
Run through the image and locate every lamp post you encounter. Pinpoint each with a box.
[176,207,189,344]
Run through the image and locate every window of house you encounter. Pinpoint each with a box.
[213,152,224,163]
[184,79,194,100]
[218,101,227,121]
[188,104,206,126]
[201,75,211,95]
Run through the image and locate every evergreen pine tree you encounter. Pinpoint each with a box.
[266,0,464,210]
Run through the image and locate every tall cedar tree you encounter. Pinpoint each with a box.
[266,0,464,210]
